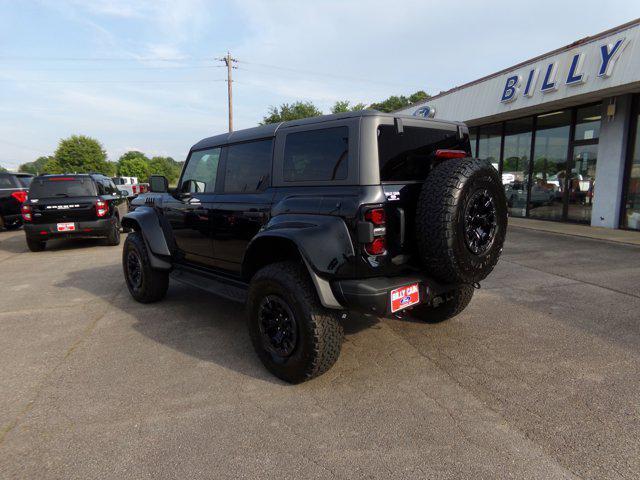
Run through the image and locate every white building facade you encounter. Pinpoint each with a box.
[398,19,640,230]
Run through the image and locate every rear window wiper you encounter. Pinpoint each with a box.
[54,193,70,197]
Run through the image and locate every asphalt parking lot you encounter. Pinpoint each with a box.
[0,226,639,479]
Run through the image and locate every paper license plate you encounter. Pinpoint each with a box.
[57,222,76,232]
[390,283,420,313]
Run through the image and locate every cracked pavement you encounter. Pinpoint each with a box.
[0,226,639,479]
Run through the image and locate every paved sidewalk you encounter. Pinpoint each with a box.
[509,217,640,246]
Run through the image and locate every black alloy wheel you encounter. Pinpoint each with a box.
[126,250,143,290]
[463,189,497,255]
[257,295,298,358]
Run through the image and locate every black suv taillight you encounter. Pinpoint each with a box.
[96,200,108,217]
[21,204,32,222]
[362,207,387,256]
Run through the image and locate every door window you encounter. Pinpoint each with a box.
[181,148,221,193]
[283,127,348,182]
[223,139,273,193]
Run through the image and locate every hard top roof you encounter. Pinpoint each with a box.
[191,110,463,151]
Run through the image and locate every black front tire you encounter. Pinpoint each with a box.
[409,285,474,323]
[26,236,46,252]
[122,231,169,303]
[106,217,121,246]
[247,261,344,384]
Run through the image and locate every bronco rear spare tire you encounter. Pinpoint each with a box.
[416,157,507,284]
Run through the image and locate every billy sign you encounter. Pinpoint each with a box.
[500,37,628,103]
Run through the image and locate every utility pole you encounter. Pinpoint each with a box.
[219,52,237,132]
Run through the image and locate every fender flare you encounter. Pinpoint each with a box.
[243,214,355,309]
[121,207,172,270]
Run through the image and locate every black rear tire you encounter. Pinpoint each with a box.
[106,217,121,246]
[416,157,507,284]
[409,285,474,323]
[26,236,46,252]
[123,231,169,303]
[247,261,344,384]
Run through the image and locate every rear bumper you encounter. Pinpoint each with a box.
[24,218,112,239]
[331,274,455,316]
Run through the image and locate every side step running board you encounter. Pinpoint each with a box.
[170,267,247,303]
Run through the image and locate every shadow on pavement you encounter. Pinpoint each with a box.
[57,262,379,384]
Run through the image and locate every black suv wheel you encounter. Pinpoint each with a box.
[409,285,474,323]
[123,231,169,303]
[106,217,121,246]
[247,262,344,384]
[26,236,46,252]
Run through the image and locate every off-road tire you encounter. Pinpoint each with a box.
[409,285,474,323]
[123,231,169,303]
[106,216,121,246]
[247,261,344,384]
[26,236,46,252]
[416,157,507,284]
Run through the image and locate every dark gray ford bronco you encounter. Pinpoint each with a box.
[122,111,507,383]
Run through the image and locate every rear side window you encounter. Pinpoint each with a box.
[17,176,32,187]
[377,125,470,182]
[28,177,97,199]
[181,148,221,193]
[224,139,273,193]
[283,127,348,182]
[0,174,19,188]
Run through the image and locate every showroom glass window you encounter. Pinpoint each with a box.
[529,110,571,221]
[623,101,640,230]
[469,127,478,157]
[477,123,502,170]
[502,117,533,218]
[567,104,601,223]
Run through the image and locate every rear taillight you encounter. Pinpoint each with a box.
[139,184,147,193]
[11,191,28,203]
[96,200,108,217]
[363,207,387,256]
[132,185,138,194]
[21,204,32,222]
[435,149,467,159]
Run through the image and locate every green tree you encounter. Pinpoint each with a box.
[117,151,150,181]
[54,135,110,174]
[331,100,367,114]
[261,101,322,124]
[149,156,181,184]
[408,90,429,105]
[369,90,431,113]
[19,156,53,175]
[42,157,64,174]
[0,165,7,172]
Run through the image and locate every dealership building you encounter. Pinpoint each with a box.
[399,19,640,230]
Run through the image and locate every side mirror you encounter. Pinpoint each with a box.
[149,175,169,193]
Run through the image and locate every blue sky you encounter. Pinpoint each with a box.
[0,0,638,169]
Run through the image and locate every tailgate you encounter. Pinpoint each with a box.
[30,197,98,224]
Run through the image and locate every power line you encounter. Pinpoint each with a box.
[0,79,228,84]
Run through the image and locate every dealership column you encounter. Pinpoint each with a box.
[592,94,632,228]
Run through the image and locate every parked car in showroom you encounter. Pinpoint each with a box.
[121,111,508,383]
[21,174,128,251]
[0,172,32,230]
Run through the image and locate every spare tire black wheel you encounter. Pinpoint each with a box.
[416,157,507,285]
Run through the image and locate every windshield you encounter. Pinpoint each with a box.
[28,177,97,199]
[377,125,470,181]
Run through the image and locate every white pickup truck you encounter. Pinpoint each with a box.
[111,177,149,199]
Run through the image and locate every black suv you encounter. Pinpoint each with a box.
[0,172,32,230]
[22,174,129,251]
[122,111,507,383]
